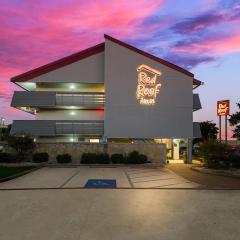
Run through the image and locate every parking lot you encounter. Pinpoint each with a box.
[0,166,200,189]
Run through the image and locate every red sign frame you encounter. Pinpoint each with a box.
[217,100,230,116]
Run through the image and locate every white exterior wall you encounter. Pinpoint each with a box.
[28,52,104,83]
[36,110,104,120]
[104,39,193,138]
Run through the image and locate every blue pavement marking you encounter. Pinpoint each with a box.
[84,179,117,188]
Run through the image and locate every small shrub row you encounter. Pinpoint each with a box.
[56,154,72,163]
[0,151,148,165]
[80,151,148,164]
[32,152,49,163]
[0,153,16,163]
[81,153,109,164]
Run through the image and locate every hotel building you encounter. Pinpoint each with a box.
[10,35,202,162]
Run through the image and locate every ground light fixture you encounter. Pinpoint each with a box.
[69,84,76,90]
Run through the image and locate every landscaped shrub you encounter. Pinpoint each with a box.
[126,151,148,164]
[0,153,15,163]
[81,153,110,164]
[126,151,139,164]
[97,153,110,164]
[81,153,97,164]
[198,140,229,168]
[32,152,49,163]
[230,155,240,168]
[138,154,148,164]
[111,153,126,164]
[56,154,72,163]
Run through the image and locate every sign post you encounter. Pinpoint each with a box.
[217,100,230,143]
[219,116,221,141]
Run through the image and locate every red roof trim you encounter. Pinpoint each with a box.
[104,34,194,78]
[11,43,105,82]
[193,78,202,86]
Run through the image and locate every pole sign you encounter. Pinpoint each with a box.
[217,100,230,116]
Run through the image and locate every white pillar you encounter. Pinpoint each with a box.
[173,141,180,160]
[187,139,192,164]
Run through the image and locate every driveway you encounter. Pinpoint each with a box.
[167,164,240,189]
[0,166,200,189]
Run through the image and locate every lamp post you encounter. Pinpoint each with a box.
[0,117,5,141]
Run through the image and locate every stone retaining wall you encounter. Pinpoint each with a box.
[35,143,166,164]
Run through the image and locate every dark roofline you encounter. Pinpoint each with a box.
[104,34,194,78]
[11,43,105,82]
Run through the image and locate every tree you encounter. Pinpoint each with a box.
[229,102,240,140]
[1,124,11,141]
[7,134,35,161]
[193,121,219,145]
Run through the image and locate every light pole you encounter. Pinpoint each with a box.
[0,117,5,141]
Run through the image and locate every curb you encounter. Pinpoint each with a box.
[47,163,165,168]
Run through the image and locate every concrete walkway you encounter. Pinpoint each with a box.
[167,164,240,189]
[0,166,200,189]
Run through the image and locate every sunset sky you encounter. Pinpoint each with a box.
[0,0,239,138]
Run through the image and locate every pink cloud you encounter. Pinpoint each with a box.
[174,33,240,55]
[0,0,165,122]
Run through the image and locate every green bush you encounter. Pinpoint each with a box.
[126,151,148,164]
[32,152,49,163]
[230,155,240,168]
[81,153,97,164]
[111,153,126,164]
[97,153,110,164]
[198,140,229,168]
[56,154,72,163]
[81,153,110,164]
[138,154,148,164]
[0,153,15,163]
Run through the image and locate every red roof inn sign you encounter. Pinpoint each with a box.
[217,100,230,116]
[136,64,161,105]
[217,100,230,142]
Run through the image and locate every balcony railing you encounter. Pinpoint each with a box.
[10,120,104,136]
[56,93,104,107]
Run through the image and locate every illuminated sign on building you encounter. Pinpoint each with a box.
[217,100,230,116]
[136,64,161,105]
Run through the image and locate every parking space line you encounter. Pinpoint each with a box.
[130,173,170,179]
[59,168,81,188]
[132,177,177,183]
[122,169,134,188]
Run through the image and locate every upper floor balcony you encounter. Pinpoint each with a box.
[11,91,104,113]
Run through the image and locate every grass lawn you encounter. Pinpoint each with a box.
[0,166,34,179]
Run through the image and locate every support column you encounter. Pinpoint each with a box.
[187,138,192,164]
